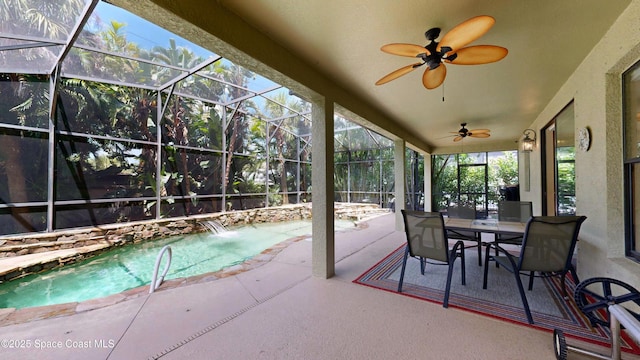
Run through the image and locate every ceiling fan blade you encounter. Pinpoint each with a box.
[468,128,490,133]
[375,63,422,85]
[437,15,495,52]
[445,45,508,65]
[422,63,446,89]
[469,132,491,138]
[381,43,430,57]
[453,135,464,142]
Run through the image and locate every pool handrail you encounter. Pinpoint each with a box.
[149,245,172,294]
[608,304,640,359]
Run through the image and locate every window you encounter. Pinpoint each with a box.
[624,60,640,261]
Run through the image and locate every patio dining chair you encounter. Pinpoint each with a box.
[497,201,533,223]
[482,215,587,324]
[492,201,533,267]
[398,210,466,308]
[447,204,483,266]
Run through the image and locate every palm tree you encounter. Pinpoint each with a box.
[152,40,213,214]
[219,64,257,209]
[0,0,85,40]
[0,0,85,232]
[250,92,308,205]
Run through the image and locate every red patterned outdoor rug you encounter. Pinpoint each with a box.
[353,245,640,355]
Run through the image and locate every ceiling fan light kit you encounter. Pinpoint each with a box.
[375,15,508,90]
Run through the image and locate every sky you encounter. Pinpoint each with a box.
[91,1,215,59]
[86,2,298,110]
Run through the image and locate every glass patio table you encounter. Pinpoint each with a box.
[444,218,527,265]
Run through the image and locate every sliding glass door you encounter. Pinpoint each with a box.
[542,102,576,216]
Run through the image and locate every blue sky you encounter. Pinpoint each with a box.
[92,1,215,59]
[89,1,289,102]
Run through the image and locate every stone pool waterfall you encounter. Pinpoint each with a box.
[199,220,228,234]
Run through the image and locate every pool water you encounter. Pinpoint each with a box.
[0,220,355,309]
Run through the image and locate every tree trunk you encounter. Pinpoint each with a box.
[224,114,240,209]
[276,131,289,204]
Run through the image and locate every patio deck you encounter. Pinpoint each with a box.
[0,213,624,359]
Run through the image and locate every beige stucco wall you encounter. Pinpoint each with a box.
[521,0,640,286]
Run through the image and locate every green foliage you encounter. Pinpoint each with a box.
[490,151,518,186]
[431,151,519,211]
[557,146,576,214]
[432,154,458,209]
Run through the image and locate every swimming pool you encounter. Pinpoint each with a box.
[0,220,355,309]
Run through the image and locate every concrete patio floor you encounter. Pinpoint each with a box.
[0,213,625,359]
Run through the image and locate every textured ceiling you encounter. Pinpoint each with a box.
[214,0,631,153]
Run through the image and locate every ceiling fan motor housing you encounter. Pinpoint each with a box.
[420,34,454,70]
[459,123,469,137]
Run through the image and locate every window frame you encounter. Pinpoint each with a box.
[623,59,640,262]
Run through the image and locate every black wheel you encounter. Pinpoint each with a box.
[574,277,640,327]
[553,328,568,360]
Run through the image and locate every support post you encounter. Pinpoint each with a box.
[394,139,406,231]
[47,66,60,232]
[155,91,163,219]
[423,153,432,212]
[311,98,335,278]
